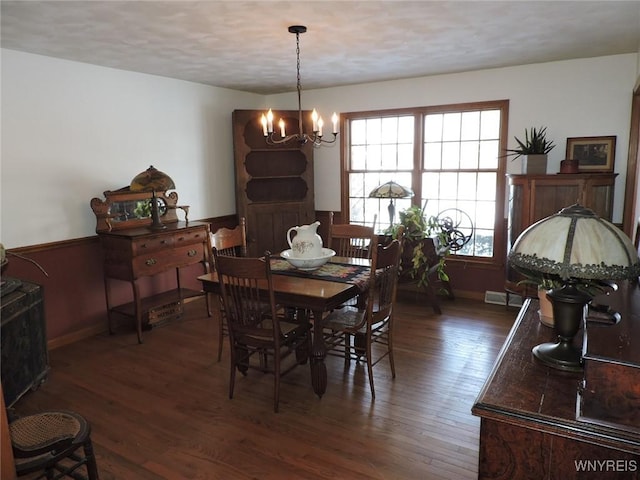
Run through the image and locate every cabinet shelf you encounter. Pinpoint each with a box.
[109,288,204,328]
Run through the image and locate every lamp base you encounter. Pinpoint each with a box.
[149,190,167,230]
[532,341,583,372]
[150,222,167,231]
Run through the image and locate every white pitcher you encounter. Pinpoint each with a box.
[287,221,323,258]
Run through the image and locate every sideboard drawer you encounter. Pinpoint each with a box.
[132,235,175,255]
[133,243,205,277]
[174,229,208,246]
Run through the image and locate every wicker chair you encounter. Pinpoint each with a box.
[9,410,99,479]
[322,236,403,399]
[214,250,312,412]
[209,217,247,361]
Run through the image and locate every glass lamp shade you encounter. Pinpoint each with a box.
[130,165,175,193]
[508,204,640,372]
[369,181,414,226]
[368,181,414,199]
[508,204,640,282]
[129,165,176,230]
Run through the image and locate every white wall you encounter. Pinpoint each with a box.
[268,53,638,223]
[1,49,263,248]
[2,50,637,248]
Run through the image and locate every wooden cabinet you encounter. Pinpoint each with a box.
[507,173,616,248]
[232,109,315,257]
[506,173,616,293]
[472,296,640,479]
[91,188,210,343]
[1,279,48,407]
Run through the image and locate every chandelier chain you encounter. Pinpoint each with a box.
[296,31,303,135]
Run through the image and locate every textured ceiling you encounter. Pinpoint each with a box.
[1,1,639,95]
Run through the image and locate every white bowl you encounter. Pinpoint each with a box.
[280,248,336,271]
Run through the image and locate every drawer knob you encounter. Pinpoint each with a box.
[145,258,157,266]
[187,249,198,257]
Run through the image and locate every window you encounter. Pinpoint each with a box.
[343,100,508,263]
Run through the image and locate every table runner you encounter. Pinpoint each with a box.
[270,259,371,291]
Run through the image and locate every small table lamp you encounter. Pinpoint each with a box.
[368,181,414,227]
[130,165,176,230]
[508,204,640,371]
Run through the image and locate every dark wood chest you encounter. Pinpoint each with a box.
[1,279,49,407]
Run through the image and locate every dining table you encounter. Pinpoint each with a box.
[197,255,372,397]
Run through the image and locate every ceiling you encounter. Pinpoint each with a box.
[1,1,639,95]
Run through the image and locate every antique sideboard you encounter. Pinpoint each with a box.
[91,188,210,343]
[473,284,640,479]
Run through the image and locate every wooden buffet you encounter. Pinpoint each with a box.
[91,188,210,343]
[473,286,640,479]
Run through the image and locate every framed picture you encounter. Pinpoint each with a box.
[566,136,616,173]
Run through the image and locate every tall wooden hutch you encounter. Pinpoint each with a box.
[232,109,315,257]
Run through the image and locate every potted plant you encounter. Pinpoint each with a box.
[388,205,450,293]
[513,267,562,326]
[507,126,555,174]
[513,265,610,327]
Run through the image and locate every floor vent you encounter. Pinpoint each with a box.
[484,290,523,308]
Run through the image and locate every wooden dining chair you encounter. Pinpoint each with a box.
[326,212,377,259]
[209,217,247,361]
[322,233,404,399]
[213,250,312,412]
[326,212,378,308]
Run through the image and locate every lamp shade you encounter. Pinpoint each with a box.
[368,181,414,199]
[130,165,175,192]
[508,204,640,281]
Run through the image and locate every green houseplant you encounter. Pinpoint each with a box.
[507,126,555,174]
[388,205,450,291]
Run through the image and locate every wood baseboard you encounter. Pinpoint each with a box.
[48,323,107,350]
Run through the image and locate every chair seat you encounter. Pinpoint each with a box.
[11,412,82,455]
[9,410,99,479]
[237,318,310,345]
[323,307,366,333]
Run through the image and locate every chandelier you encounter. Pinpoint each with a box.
[261,25,338,146]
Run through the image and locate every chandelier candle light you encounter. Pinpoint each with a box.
[261,26,338,146]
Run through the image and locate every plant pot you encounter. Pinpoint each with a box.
[522,154,548,175]
[538,286,554,327]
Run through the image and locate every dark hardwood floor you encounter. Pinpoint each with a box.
[12,295,516,479]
